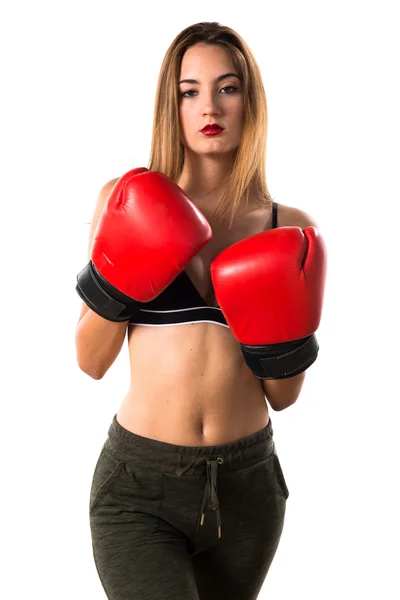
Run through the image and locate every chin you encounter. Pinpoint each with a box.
[197,141,236,153]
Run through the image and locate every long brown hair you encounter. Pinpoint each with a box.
[148,22,274,227]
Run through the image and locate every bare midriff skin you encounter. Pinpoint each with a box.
[117,201,286,447]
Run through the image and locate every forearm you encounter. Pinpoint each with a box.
[75,308,128,379]
[262,371,306,411]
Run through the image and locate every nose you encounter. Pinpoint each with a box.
[202,91,221,118]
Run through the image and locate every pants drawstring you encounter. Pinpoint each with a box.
[175,456,223,539]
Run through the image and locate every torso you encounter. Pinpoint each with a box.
[117,201,288,446]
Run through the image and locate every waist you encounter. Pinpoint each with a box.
[118,376,268,446]
[105,412,275,476]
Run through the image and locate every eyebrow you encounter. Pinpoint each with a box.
[178,72,241,85]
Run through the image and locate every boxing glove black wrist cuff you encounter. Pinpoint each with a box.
[240,334,319,380]
[76,261,136,322]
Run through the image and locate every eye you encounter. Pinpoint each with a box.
[180,85,238,98]
[181,89,196,98]
[220,86,237,94]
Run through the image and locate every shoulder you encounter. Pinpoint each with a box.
[276,203,319,229]
[87,176,121,245]
[100,177,120,198]
[89,177,121,225]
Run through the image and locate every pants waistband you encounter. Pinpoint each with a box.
[105,414,274,475]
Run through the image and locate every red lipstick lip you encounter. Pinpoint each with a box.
[201,124,224,132]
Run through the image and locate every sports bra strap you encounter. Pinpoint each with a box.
[272,202,278,228]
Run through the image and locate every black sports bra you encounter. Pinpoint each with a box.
[128,202,279,329]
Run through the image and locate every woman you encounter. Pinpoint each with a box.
[75,21,326,600]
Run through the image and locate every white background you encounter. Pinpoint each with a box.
[2,1,399,598]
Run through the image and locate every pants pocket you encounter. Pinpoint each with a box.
[272,446,290,500]
[89,446,125,516]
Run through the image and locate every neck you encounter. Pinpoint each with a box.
[177,149,236,209]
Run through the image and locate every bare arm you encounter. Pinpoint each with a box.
[75,309,129,379]
[74,177,129,379]
[262,371,306,411]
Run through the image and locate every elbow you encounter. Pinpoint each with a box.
[75,341,107,380]
[78,363,105,381]
[268,395,298,412]
[76,356,106,380]
[88,369,105,380]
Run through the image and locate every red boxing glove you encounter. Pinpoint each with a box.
[76,168,212,321]
[210,226,327,379]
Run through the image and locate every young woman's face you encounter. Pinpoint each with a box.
[178,43,244,156]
